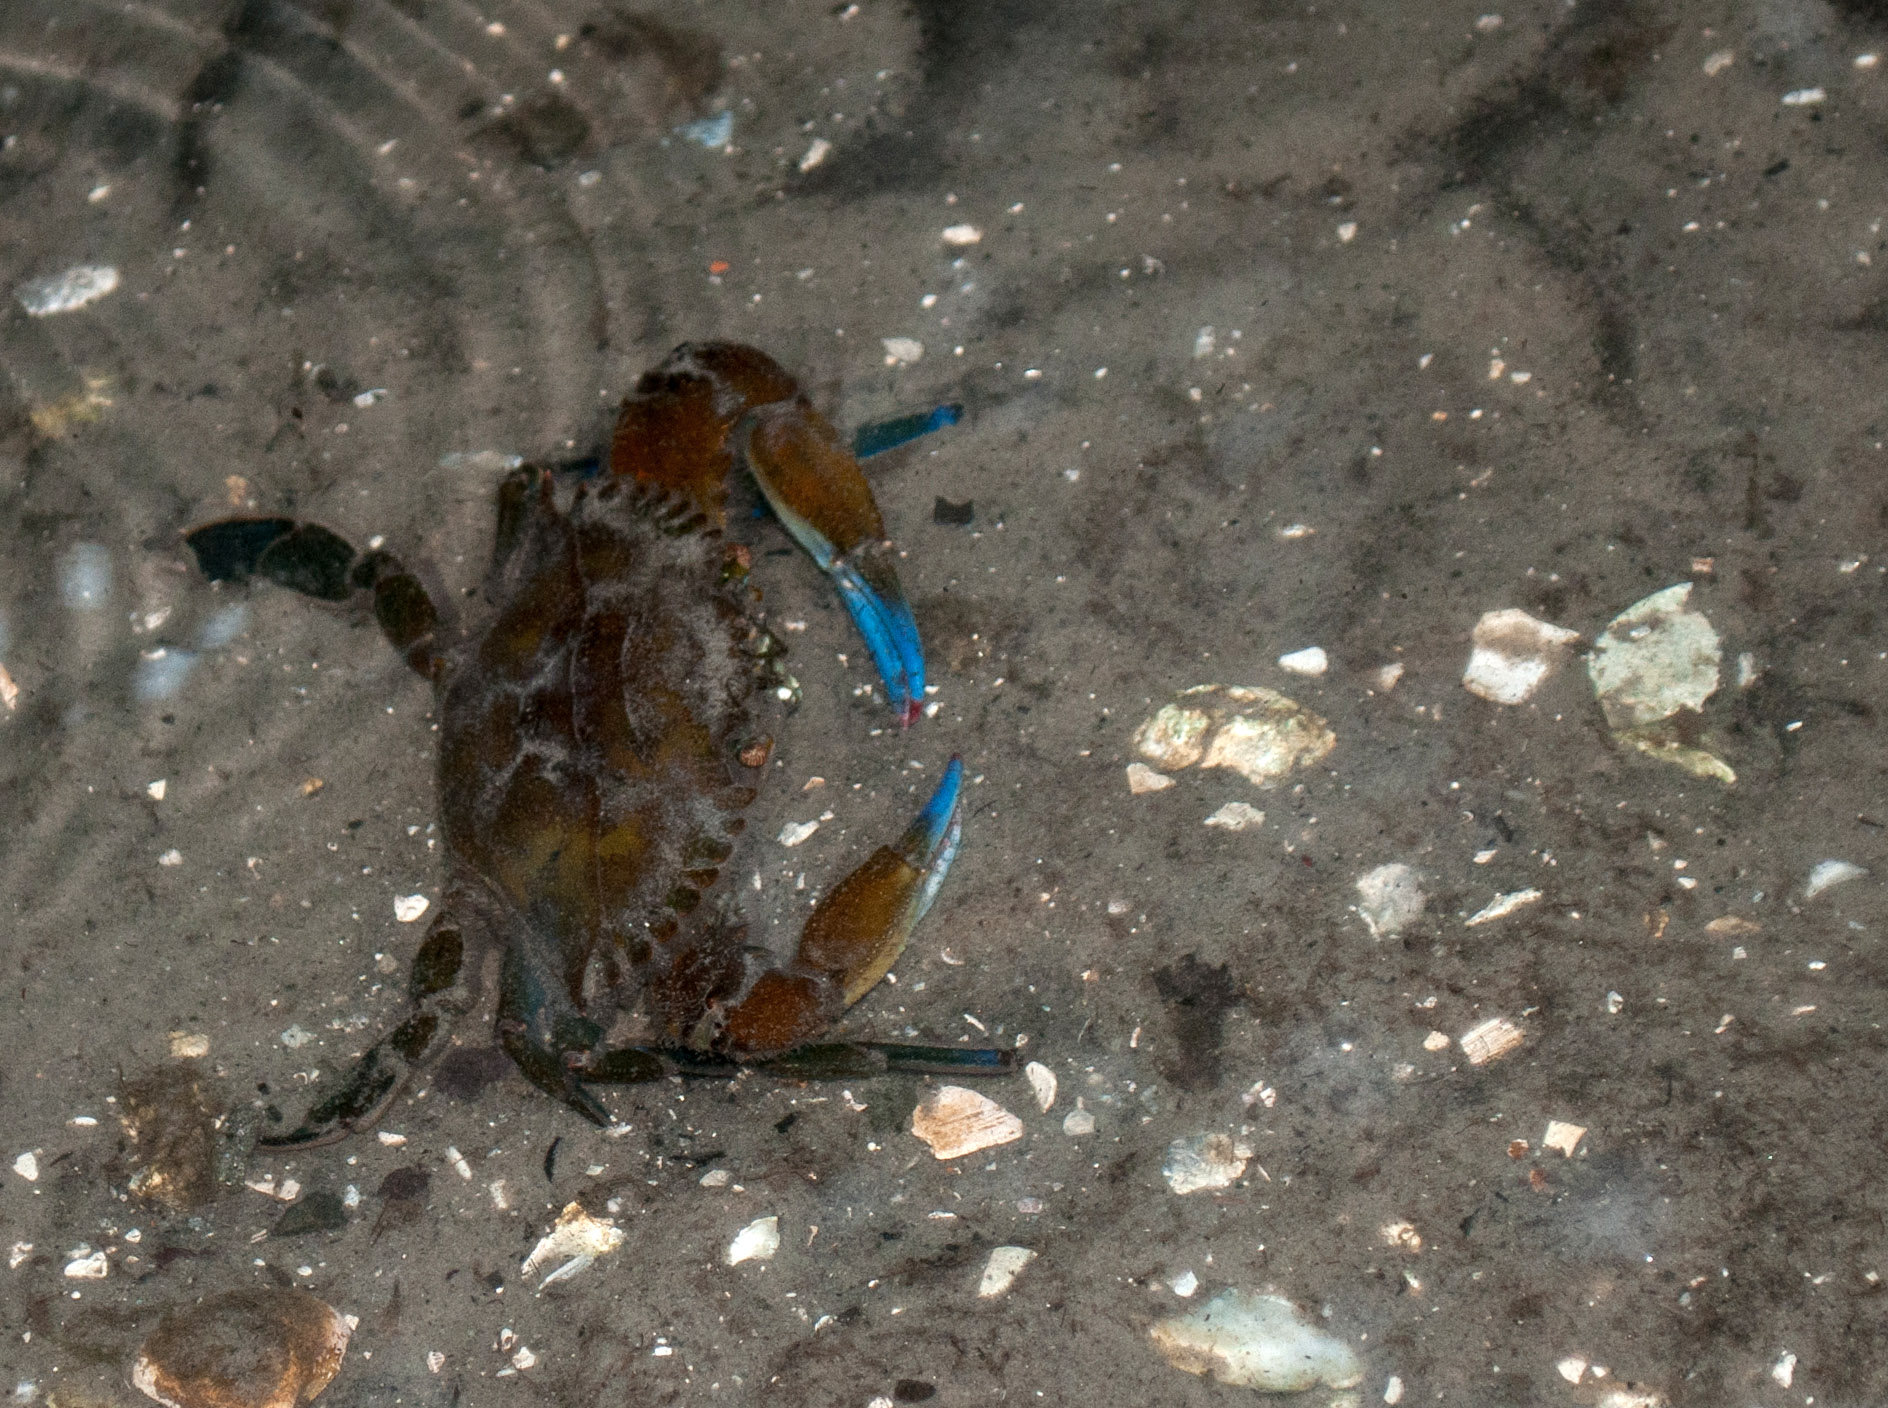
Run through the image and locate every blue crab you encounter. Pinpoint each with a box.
[187,343,1008,1147]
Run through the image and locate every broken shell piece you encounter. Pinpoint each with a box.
[1204,801,1265,831]
[17,264,120,316]
[726,1215,780,1266]
[1062,1105,1096,1137]
[131,1289,350,1408]
[1704,915,1761,936]
[1462,608,1579,704]
[1464,888,1541,927]
[977,1245,1036,1298]
[910,1086,1024,1160]
[1024,1061,1057,1112]
[1459,1016,1525,1065]
[1379,1221,1423,1252]
[1589,584,1732,782]
[1276,646,1328,677]
[1355,863,1425,939]
[521,1202,625,1289]
[168,1032,211,1060]
[1163,1133,1251,1194]
[392,894,428,923]
[1542,1120,1585,1157]
[1133,685,1335,789]
[1150,1289,1365,1392]
[1125,762,1174,794]
[1589,584,1720,727]
[1805,859,1867,900]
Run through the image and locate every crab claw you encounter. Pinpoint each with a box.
[738,401,926,722]
[716,756,964,1056]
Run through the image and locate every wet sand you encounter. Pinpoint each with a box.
[4,1,1888,1404]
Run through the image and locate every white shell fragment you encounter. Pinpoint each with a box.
[1588,585,1721,722]
[977,1245,1036,1298]
[1465,888,1542,927]
[941,224,984,246]
[1355,863,1425,939]
[1024,1061,1057,1112]
[16,264,120,316]
[1805,859,1867,900]
[1133,685,1335,789]
[13,1151,39,1182]
[1203,801,1265,831]
[1772,1351,1798,1386]
[1163,1133,1251,1194]
[1150,1289,1365,1392]
[64,1248,109,1279]
[522,1202,625,1289]
[1542,1120,1586,1157]
[1462,608,1579,704]
[777,819,820,847]
[1062,1105,1096,1137]
[1459,1016,1525,1066]
[880,336,925,365]
[726,1215,780,1266]
[1276,646,1328,677]
[910,1086,1024,1160]
[393,894,429,923]
[1125,762,1174,794]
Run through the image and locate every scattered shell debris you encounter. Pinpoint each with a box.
[1588,583,1732,783]
[1355,863,1426,939]
[1461,608,1579,704]
[1542,1120,1586,1157]
[1163,1133,1252,1194]
[1150,1289,1365,1393]
[521,1202,625,1289]
[131,1289,351,1408]
[1464,888,1542,927]
[977,1245,1037,1298]
[1805,859,1867,900]
[880,336,924,366]
[726,1215,781,1266]
[392,894,429,923]
[1204,801,1266,831]
[1024,1061,1057,1112]
[1459,1016,1525,1066]
[910,1086,1024,1160]
[1133,685,1336,789]
[1276,646,1328,677]
[1125,762,1174,794]
[16,263,120,316]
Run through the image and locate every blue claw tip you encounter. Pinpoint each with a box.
[851,403,964,460]
[906,755,964,924]
[832,561,926,721]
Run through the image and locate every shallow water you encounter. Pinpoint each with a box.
[4,2,1887,1404]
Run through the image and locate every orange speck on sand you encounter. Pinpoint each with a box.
[709,260,731,275]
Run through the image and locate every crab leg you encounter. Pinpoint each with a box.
[257,914,474,1147]
[183,517,445,680]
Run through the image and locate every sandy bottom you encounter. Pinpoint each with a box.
[3,2,1886,1404]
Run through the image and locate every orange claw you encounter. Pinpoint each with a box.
[712,755,965,1056]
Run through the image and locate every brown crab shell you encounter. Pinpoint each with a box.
[130,1289,350,1408]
